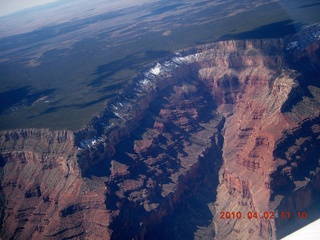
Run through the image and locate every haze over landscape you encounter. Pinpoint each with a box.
[0,0,59,17]
[0,1,320,239]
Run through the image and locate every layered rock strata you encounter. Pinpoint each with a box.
[0,130,111,239]
[1,24,320,239]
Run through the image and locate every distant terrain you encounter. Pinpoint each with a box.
[1,0,320,130]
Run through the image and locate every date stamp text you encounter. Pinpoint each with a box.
[220,211,308,220]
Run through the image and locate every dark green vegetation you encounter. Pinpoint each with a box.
[1,0,320,131]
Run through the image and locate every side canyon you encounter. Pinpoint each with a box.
[1,24,320,239]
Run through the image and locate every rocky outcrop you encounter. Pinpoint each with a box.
[1,24,320,239]
[211,25,320,240]
[0,130,111,239]
[271,117,320,238]
[103,74,224,239]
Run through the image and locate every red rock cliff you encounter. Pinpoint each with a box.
[0,130,111,239]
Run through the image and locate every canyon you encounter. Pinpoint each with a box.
[1,24,320,239]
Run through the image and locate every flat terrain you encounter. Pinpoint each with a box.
[1,0,320,130]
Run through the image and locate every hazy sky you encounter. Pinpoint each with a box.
[0,0,59,17]
[0,0,158,37]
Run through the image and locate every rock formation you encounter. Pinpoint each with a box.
[0,130,111,239]
[1,24,320,239]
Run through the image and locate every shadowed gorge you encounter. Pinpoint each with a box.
[0,24,320,239]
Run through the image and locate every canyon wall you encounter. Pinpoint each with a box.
[0,130,111,239]
[208,29,320,240]
[1,24,320,239]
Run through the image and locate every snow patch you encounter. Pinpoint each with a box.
[149,62,162,75]
[286,41,300,51]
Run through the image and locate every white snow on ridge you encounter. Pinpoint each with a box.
[149,62,162,75]
[163,60,177,69]
[139,78,152,87]
[114,111,125,120]
[172,56,189,64]
[286,41,299,51]
[144,52,197,79]
[111,104,118,110]
[184,53,201,62]
[109,51,197,122]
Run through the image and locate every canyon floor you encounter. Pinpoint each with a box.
[1,24,320,239]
